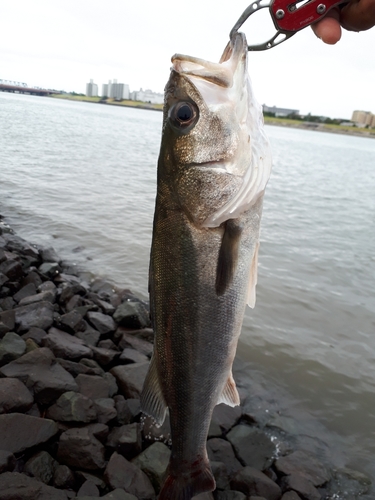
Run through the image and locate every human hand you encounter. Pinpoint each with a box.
[312,0,375,44]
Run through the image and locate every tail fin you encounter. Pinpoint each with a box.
[158,463,215,500]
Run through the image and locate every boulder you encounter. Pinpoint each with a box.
[104,452,155,500]
[113,301,150,329]
[131,441,171,492]
[0,309,15,337]
[0,377,33,413]
[0,471,69,500]
[76,480,100,497]
[0,413,59,454]
[42,327,92,359]
[57,427,106,470]
[86,311,116,334]
[117,330,153,358]
[0,450,16,473]
[94,398,117,424]
[76,373,113,399]
[110,362,149,399]
[230,467,282,500]
[279,474,321,500]
[15,301,54,332]
[24,450,58,484]
[46,391,97,423]
[56,310,86,333]
[0,331,26,366]
[226,425,276,470]
[207,438,242,476]
[13,283,37,303]
[106,423,142,458]
[274,450,330,486]
[53,464,76,489]
[119,347,149,364]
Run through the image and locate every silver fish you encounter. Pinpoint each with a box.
[140,32,272,500]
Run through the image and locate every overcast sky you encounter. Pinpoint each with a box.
[1,0,374,119]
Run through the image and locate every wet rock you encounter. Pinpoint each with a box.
[75,470,106,489]
[43,327,92,359]
[0,471,69,500]
[209,403,242,436]
[107,422,142,458]
[114,395,135,425]
[57,310,86,333]
[0,450,16,473]
[57,427,106,470]
[227,425,276,470]
[0,347,78,404]
[0,413,59,454]
[280,474,321,500]
[59,283,88,304]
[275,450,330,487]
[113,301,150,329]
[40,246,61,263]
[132,441,171,492]
[0,259,23,281]
[91,345,120,366]
[15,300,54,332]
[211,461,230,490]
[101,490,138,500]
[13,282,37,303]
[117,330,153,358]
[22,326,47,345]
[142,414,171,444]
[24,450,58,484]
[326,467,371,498]
[76,373,113,399]
[104,451,155,499]
[77,479,100,497]
[22,270,43,289]
[110,362,149,399]
[216,492,247,500]
[80,358,105,375]
[76,325,101,346]
[53,464,76,489]
[46,391,97,423]
[86,422,110,444]
[94,398,117,424]
[231,466,282,500]
[39,261,62,277]
[86,311,117,335]
[0,272,8,288]
[57,358,101,377]
[281,492,302,500]
[207,438,242,476]
[0,331,26,365]
[88,292,116,315]
[0,377,33,413]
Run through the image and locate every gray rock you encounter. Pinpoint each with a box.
[120,347,149,364]
[107,422,142,458]
[207,438,242,475]
[38,280,57,293]
[57,358,102,377]
[24,450,58,484]
[131,441,171,492]
[22,327,47,345]
[15,300,54,332]
[43,326,93,359]
[18,290,56,306]
[0,259,22,281]
[0,272,8,287]
[281,492,302,500]
[0,309,15,337]
[216,492,247,500]
[75,470,106,488]
[230,467,282,500]
[94,398,117,424]
[280,474,321,500]
[77,480,100,497]
[76,373,113,399]
[13,282,37,303]
[57,427,106,470]
[0,331,26,366]
[39,261,62,277]
[118,331,153,358]
[104,452,155,499]
[91,345,120,366]
[275,450,330,486]
[104,371,118,397]
[86,422,110,443]
[0,413,59,454]
[209,403,242,436]
[226,425,276,470]
[114,395,134,425]
[102,490,138,500]
[40,246,61,263]
[88,292,116,315]
[76,326,101,346]
[87,311,117,334]
[57,310,86,333]
[59,283,88,303]
[46,391,97,422]
[53,464,76,489]
[80,358,105,375]
[0,471,69,500]
[113,301,150,329]
[142,414,171,444]
[211,461,230,490]
[0,450,16,473]
[110,362,149,398]
[0,347,78,404]
[0,377,34,413]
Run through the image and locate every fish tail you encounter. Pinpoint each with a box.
[158,461,215,500]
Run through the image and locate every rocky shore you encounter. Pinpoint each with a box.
[0,216,371,500]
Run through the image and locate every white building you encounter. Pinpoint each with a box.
[102,79,130,100]
[130,88,163,105]
[351,110,375,127]
[86,79,98,97]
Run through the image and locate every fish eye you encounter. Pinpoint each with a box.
[169,101,199,132]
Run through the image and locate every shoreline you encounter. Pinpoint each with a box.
[49,94,375,139]
[0,216,371,499]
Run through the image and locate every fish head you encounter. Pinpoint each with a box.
[159,32,272,228]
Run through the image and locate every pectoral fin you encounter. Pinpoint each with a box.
[140,354,167,427]
[215,219,243,296]
[246,242,259,308]
[217,372,240,407]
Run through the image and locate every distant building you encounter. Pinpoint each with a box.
[86,79,98,97]
[351,110,375,127]
[263,104,299,117]
[130,88,163,105]
[102,79,129,100]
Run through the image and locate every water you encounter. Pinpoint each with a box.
[1,92,374,493]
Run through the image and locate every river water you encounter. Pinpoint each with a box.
[1,92,374,494]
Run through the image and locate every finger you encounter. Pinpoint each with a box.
[340,0,375,31]
[311,9,342,44]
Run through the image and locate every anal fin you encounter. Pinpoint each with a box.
[140,354,167,427]
[217,372,240,407]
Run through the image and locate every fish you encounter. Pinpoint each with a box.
[140,31,272,500]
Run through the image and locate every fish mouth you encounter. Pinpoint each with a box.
[171,33,248,102]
